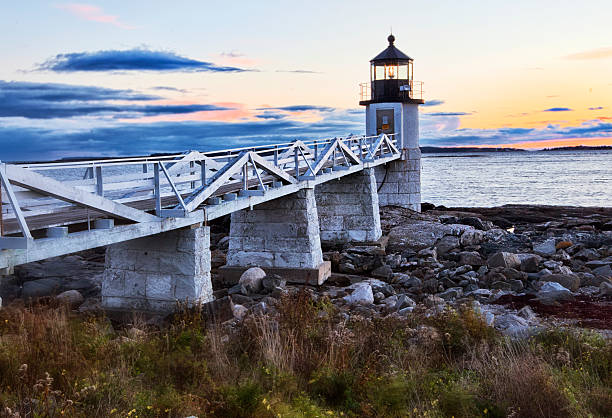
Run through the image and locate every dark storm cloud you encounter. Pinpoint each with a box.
[0,80,231,119]
[544,107,573,112]
[589,106,604,110]
[36,49,253,73]
[421,99,445,107]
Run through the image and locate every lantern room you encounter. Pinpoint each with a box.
[359,35,424,105]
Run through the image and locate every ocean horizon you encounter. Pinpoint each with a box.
[422,149,612,208]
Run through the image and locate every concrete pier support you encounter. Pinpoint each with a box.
[375,148,421,211]
[222,188,331,285]
[315,168,382,244]
[102,226,212,312]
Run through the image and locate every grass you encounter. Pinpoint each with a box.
[0,291,610,417]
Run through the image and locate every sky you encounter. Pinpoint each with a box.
[1,0,611,161]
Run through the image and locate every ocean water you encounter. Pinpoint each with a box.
[421,150,612,207]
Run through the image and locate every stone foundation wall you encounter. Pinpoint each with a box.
[102,226,212,312]
[375,148,421,211]
[315,168,382,243]
[226,188,323,269]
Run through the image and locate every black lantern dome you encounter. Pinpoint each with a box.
[359,35,424,105]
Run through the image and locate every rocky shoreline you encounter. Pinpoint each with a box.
[2,204,611,337]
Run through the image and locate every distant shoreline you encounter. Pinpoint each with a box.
[421,145,612,154]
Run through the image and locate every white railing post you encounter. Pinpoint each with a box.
[0,162,32,239]
[154,163,161,216]
[95,166,103,196]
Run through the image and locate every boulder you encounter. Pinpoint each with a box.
[239,267,266,295]
[516,253,542,273]
[518,305,537,321]
[600,281,612,297]
[537,281,574,303]
[459,251,485,266]
[533,239,557,257]
[230,300,248,320]
[387,221,473,252]
[494,313,531,338]
[371,265,393,280]
[22,278,61,299]
[460,230,485,247]
[344,283,374,305]
[487,252,521,269]
[546,274,580,292]
[459,216,487,231]
[592,264,612,278]
[438,287,463,301]
[435,235,460,256]
[393,274,422,288]
[55,290,84,307]
[394,294,416,311]
[262,275,286,292]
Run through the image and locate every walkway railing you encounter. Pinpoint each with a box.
[0,133,400,256]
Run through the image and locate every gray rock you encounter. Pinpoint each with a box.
[384,254,403,269]
[435,235,460,256]
[387,221,473,252]
[371,265,393,280]
[22,278,61,299]
[395,294,416,310]
[487,252,521,269]
[508,279,524,292]
[533,239,557,257]
[78,298,101,313]
[494,313,531,338]
[585,259,612,269]
[574,248,600,261]
[546,274,580,292]
[239,267,266,295]
[393,273,422,288]
[516,253,542,273]
[459,251,485,266]
[537,281,574,303]
[460,230,485,247]
[592,264,612,278]
[262,276,286,292]
[55,290,84,307]
[423,278,438,293]
[518,305,537,321]
[373,291,385,303]
[344,283,374,305]
[230,299,248,320]
[491,281,512,291]
[459,216,488,231]
[398,306,414,316]
[438,287,463,300]
[600,281,612,296]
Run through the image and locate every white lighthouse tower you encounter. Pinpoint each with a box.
[359,34,424,211]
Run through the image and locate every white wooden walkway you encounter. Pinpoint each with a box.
[0,134,400,270]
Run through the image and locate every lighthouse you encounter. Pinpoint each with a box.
[359,34,424,211]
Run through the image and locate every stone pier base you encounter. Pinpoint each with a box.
[102,226,212,312]
[315,168,382,244]
[222,188,330,285]
[375,148,421,211]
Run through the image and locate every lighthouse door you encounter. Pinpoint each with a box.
[376,109,394,135]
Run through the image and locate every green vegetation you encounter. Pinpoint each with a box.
[0,292,610,417]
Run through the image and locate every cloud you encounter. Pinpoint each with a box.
[258,105,335,112]
[426,112,471,116]
[151,86,187,93]
[56,3,135,29]
[544,107,572,112]
[275,70,322,74]
[0,80,230,119]
[37,49,253,73]
[564,47,612,60]
[421,99,445,107]
[255,111,287,120]
[589,106,604,110]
